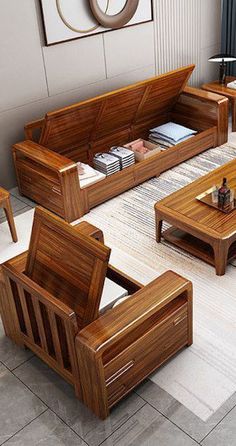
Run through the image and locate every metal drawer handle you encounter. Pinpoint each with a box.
[173,314,187,326]
[52,186,61,195]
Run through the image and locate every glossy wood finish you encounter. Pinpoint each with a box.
[202,77,236,131]
[13,66,228,222]
[3,258,81,396]
[155,159,236,275]
[0,212,110,395]
[173,86,229,146]
[39,65,194,155]
[12,141,84,222]
[0,219,104,344]
[76,270,193,419]
[0,187,17,242]
[0,208,193,419]
[25,207,111,329]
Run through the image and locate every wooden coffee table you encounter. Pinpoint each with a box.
[202,77,236,131]
[155,159,236,275]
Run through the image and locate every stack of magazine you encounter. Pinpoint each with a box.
[109,146,135,169]
[93,153,120,176]
[149,122,197,149]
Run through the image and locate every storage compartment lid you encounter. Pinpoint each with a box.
[39,65,194,154]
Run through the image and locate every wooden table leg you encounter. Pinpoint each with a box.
[232,99,236,132]
[155,215,163,243]
[3,196,18,243]
[213,240,229,276]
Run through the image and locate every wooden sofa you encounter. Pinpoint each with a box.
[0,207,193,419]
[12,65,228,222]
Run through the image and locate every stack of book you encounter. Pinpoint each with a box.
[93,153,120,176]
[109,146,135,169]
[149,122,197,149]
[77,162,106,188]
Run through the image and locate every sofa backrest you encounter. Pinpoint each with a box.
[38,65,194,162]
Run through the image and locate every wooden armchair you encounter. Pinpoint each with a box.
[0,207,193,419]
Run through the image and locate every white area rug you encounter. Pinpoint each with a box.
[0,209,34,263]
[1,143,236,421]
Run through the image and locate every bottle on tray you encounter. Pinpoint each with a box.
[218,177,230,207]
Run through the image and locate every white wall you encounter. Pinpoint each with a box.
[0,0,221,189]
[155,0,222,85]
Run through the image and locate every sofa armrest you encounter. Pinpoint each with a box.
[13,140,76,173]
[24,118,45,141]
[174,86,228,146]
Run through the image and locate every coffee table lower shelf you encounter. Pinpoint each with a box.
[162,227,236,267]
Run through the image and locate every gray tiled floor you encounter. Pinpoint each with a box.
[0,320,33,370]
[3,411,87,446]
[202,405,236,446]
[101,404,198,446]
[14,356,145,446]
[136,379,236,443]
[1,176,236,445]
[0,363,46,444]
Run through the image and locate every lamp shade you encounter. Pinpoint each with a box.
[208,53,236,62]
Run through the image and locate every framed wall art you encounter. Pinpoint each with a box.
[40,0,153,46]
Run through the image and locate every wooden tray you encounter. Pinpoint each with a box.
[196,187,236,214]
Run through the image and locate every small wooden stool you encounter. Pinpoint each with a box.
[0,187,18,242]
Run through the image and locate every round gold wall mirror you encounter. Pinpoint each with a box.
[89,0,139,29]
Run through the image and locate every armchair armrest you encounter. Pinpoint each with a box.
[76,270,192,418]
[13,140,76,173]
[77,270,192,354]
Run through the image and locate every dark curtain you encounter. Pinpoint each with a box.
[221,0,236,75]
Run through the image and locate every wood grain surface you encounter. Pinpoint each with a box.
[0,186,17,242]
[155,159,236,275]
[12,65,228,221]
[0,208,193,419]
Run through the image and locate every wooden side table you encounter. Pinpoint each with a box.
[202,77,236,131]
[0,187,18,242]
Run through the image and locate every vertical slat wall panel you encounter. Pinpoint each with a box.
[154,0,201,85]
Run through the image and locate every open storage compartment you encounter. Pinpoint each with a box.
[13,64,228,221]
